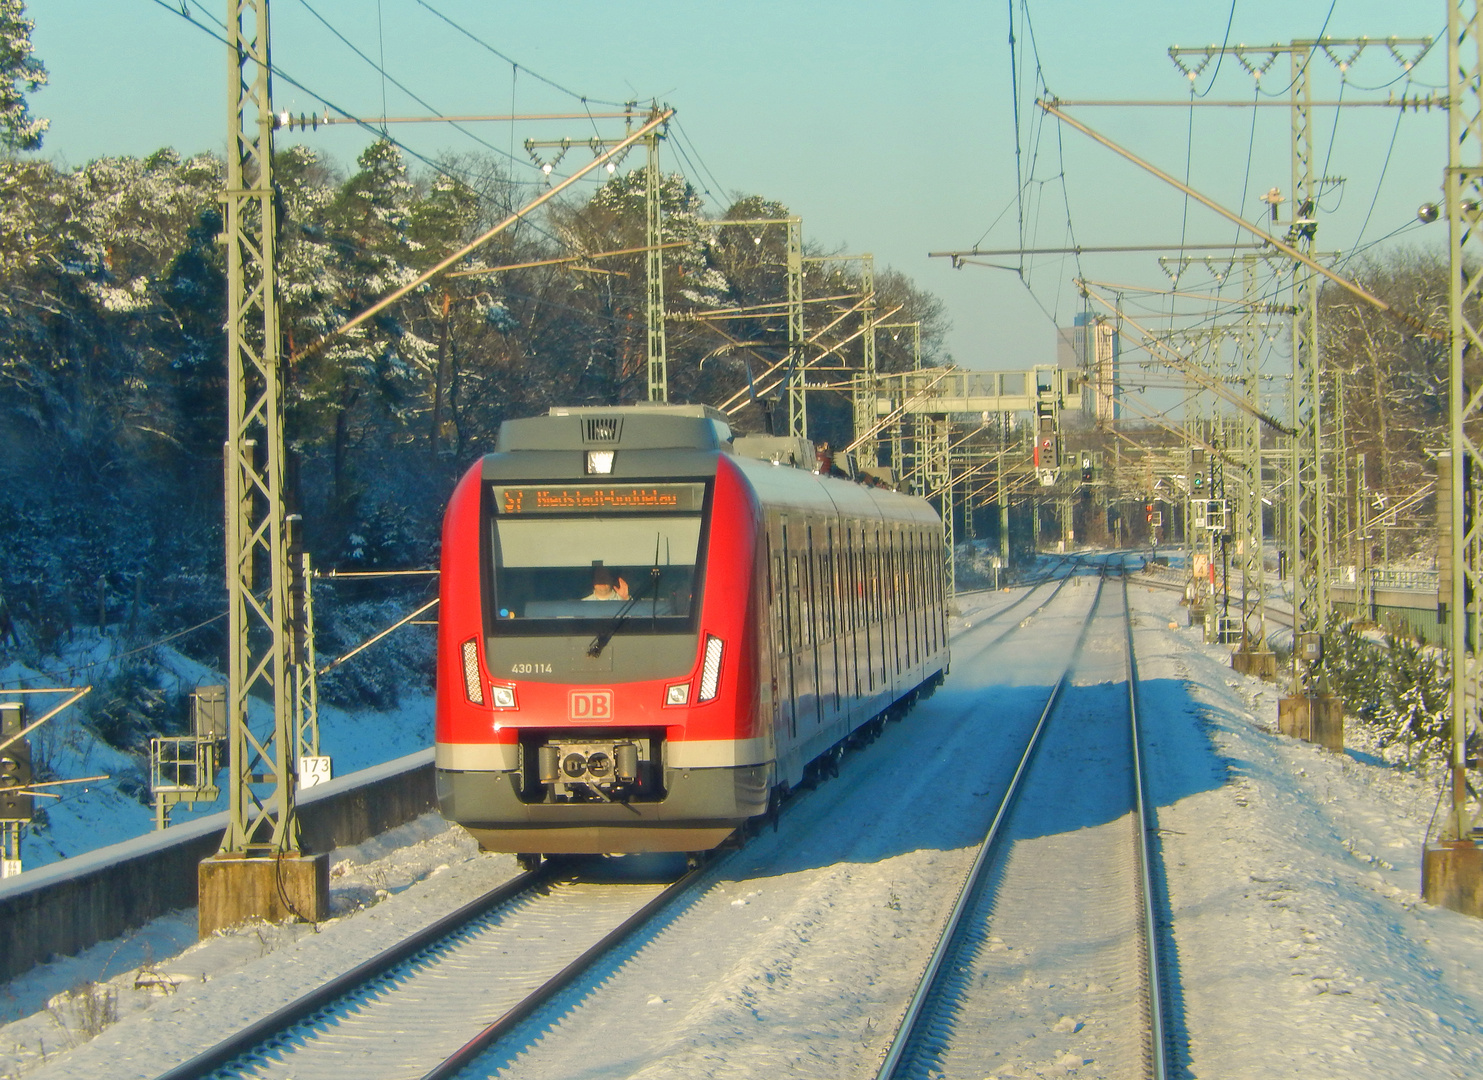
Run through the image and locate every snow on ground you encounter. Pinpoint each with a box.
[4,559,1483,1078]
[1130,578,1483,1078]
[0,813,514,1077]
[1,638,432,871]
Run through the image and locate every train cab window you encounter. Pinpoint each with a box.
[488,511,704,630]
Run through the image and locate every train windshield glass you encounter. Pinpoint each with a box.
[489,514,705,630]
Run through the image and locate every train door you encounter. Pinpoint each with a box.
[788,525,812,735]
[890,530,903,687]
[827,523,841,712]
[874,529,887,693]
[854,522,866,700]
[806,523,823,731]
[765,529,789,743]
[905,530,916,671]
[778,519,798,742]
[901,534,913,676]
[863,525,875,693]
[914,530,926,667]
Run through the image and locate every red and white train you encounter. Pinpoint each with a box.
[435,404,949,858]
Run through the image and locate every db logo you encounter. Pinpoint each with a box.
[569,690,613,721]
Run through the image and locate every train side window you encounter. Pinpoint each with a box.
[893,533,902,620]
[888,533,899,621]
[777,537,788,652]
[854,530,863,626]
[880,533,889,620]
[827,533,838,640]
[818,533,829,641]
[907,532,917,664]
[875,531,885,623]
[826,526,837,640]
[817,543,827,644]
[805,526,818,647]
[818,534,828,642]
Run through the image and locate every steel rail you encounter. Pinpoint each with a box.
[950,553,1076,605]
[1133,571,1294,629]
[152,864,558,1080]
[874,566,1109,1080]
[419,864,707,1080]
[949,556,1086,658]
[1122,571,1169,1080]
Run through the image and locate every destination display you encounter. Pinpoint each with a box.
[494,483,705,515]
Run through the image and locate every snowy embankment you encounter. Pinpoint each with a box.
[1,636,432,870]
[3,575,1483,1078]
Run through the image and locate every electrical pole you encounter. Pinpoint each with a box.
[879,321,922,481]
[1166,37,1429,728]
[1425,0,1483,915]
[645,116,669,402]
[689,216,803,433]
[785,217,804,437]
[1285,43,1329,699]
[199,0,328,936]
[1234,255,1275,675]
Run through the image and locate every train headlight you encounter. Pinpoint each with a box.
[697,635,724,702]
[460,639,485,705]
[665,683,690,706]
[490,684,518,710]
[586,450,615,475]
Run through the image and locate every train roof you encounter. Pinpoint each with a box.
[498,405,733,453]
[488,406,939,525]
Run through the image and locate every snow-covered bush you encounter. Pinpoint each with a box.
[1324,621,1451,763]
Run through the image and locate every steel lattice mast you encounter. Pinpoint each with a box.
[1237,257,1269,656]
[784,218,805,437]
[1444,0,1483,848]
[1165,39,1430,688]
[646,116,669,402]
[1286,45,1328,690]
[221,0,298,857]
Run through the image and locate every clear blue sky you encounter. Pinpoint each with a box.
[27,1,1449,371]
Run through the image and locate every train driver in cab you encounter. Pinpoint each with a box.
[583,561,630,601]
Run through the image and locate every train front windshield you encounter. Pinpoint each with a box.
[488,483,707,633]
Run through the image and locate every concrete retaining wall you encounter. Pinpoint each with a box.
[0,748,435,984]
[1328,585,1445,646]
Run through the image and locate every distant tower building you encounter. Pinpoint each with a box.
[1064,312,1120,427]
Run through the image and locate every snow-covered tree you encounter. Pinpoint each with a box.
[0,0,47,152]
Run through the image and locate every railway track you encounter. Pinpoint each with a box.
[426,558,1119,1078]
[1133,564,1295,630]
[875,567,1175,1080]
[156,859,708,1080]
[948,554,1086,653]
[151,559,1120,1080]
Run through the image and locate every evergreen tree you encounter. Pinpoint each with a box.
[0,0,46,152]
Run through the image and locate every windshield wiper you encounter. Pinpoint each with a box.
[587,538,664,658]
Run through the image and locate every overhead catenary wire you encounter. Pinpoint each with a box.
[147,0,522,197]
[1254,0,1339,99]
[1345,96,1409,265]
[153,0,625,247]
[1038,99,1442,341]
[413,0,628,109]
[1007,0,1025,251]
[1191,0,1239,99]
[294,0,527,168]
[673,119,738,210]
